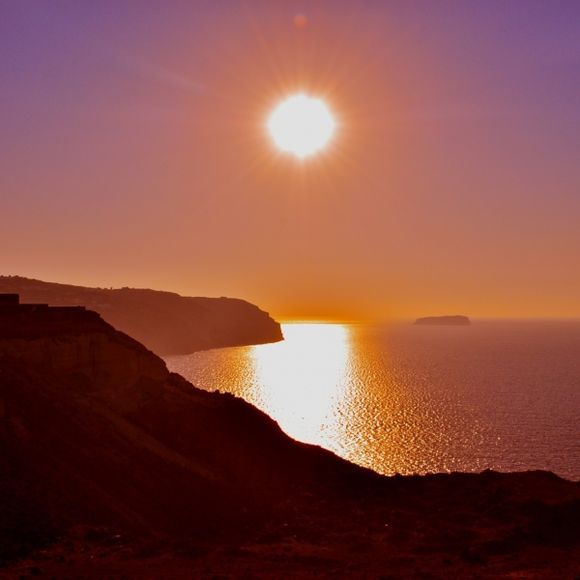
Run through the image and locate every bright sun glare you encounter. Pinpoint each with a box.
[267,94,336,159]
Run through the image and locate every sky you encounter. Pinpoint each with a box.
[1,1,579,320]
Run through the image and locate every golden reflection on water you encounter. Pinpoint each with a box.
[246,324,425,473]
[248,323,351,448]
[165,321,580,479]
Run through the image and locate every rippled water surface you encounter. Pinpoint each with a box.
[166,322,580,479]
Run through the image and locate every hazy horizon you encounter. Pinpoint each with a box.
[3,271,580,323]
[2,1,579,320]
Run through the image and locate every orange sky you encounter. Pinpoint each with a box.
[2,2,579,320]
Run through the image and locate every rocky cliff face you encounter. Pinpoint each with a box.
[0,307,167,414]
[0,276,283,355]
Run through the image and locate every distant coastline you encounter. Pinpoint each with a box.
[0,275,283,355]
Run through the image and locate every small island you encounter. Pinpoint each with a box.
[414,315,471,326]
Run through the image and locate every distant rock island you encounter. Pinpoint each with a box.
[414,315,471,326]
[0,275,282,355]
[1,294,578,577]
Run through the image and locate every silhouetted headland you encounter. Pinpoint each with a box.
[0,276,283,355]
[1,295,578,577]
[415,315,471,326]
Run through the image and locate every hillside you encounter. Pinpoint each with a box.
[0,299,578,577]
[0,276,282,355]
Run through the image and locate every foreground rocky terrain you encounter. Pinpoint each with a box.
[0,276,283,354]
[0,297,578,577]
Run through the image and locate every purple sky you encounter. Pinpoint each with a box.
[1,1,579,319]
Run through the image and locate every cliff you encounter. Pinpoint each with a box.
[1,299,578,577]
[0,298,365,555]
[0,276,283,355]
[415,315,471,326]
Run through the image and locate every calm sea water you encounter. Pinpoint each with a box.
[165,322,580,480]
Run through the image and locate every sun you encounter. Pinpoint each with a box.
[267,94,336,159]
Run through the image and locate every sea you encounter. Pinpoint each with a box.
[165,321,580,481]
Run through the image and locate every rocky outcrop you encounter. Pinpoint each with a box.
[0,304,167,414]
[1,300,578,576]
[414,315,471,326]
[0,276,283,355]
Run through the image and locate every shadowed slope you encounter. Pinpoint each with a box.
[0,302,373,558]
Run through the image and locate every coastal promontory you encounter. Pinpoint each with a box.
[0,276,283,355]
